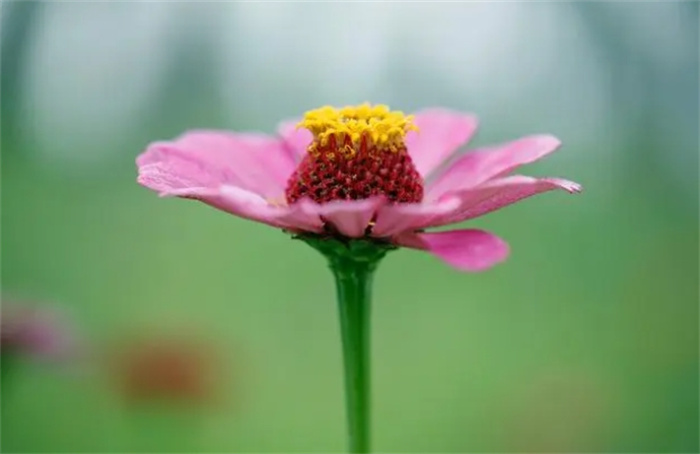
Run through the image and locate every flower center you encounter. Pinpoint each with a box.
[285,104,424,204]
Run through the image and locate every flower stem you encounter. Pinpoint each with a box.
[297,236,394,454]
[332,261,374,453]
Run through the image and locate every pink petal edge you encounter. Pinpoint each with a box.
[405,109,479,178]
[136,130,295,200]
[394,229,510,272]
[166,185,286,227]
[157,185,323,233]
[218,187,324,233]
[427,175,582,228]
[371,196,461,238]
[426,134,562,200]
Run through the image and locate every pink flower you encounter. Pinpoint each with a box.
[1,301,75,361]
[137,104,580,271]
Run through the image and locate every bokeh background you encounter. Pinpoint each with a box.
[1,2,698,453]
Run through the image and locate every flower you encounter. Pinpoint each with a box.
[0,301,75,361]
[137,104,580,271]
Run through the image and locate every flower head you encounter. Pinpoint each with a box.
[286,104,423,204]
[137,104,581,271]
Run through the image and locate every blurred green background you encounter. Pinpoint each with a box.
[1,2,698,453]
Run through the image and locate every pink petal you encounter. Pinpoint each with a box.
[165,185,283,226]
[137,130,296,199]
[394,229,510,272]
[218,187,323,233]
[428,175,582,228]
[405,109,479,178]
[163,185,323,233]
[426,135,562,200]
[371,196,461,238]
[301,197,386,238]
[277,120,312,162]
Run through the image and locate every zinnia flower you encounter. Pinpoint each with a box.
[137,104,580,271]
[136,104,581,453]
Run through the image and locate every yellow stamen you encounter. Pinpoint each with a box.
[298,103,418,158]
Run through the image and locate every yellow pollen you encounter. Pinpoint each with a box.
[298,103,417,158]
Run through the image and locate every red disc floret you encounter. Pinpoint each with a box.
[285,134,424,204]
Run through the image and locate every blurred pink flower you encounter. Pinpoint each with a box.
[137,104,580,271]
[0,301,74,361]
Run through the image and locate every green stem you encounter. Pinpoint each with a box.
[332,261,375,453]
[297,236,394,454]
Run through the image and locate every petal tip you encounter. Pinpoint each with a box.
[532,134,562,151]
[135,170,160,193]
[557,179,583,194]
[453,231,510,272]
